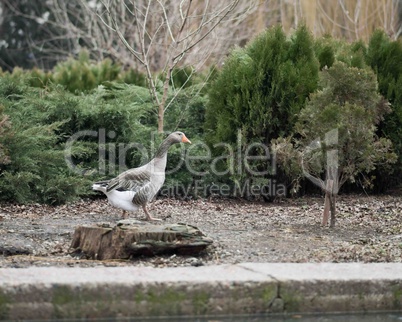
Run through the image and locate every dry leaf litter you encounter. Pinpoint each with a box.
[0,194,401,268]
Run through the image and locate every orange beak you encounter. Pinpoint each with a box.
[181,134,191,144]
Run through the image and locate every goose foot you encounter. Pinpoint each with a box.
[143,205,162,221]
[122,210,128,219]
[148,216,162,221]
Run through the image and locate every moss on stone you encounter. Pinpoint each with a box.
[192,292,210,315]
[281,289,302,312]
[261,285,277,303]
[393,285,402,309]
[53,285,77,306]
[0,291,10,320]
[134,288,188,315]
[52,285,82,319]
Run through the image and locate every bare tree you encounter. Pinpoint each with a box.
[90,0,256,133]
[3,0,401,70]
[3,1,400,131]
[3,0,258,132]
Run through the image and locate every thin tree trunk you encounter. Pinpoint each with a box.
[322,179,334,226]
[322,179,337,227]
[157,103,164,134]
[158,68,173,133]
[322,192,330,226]
[329,193,336,227]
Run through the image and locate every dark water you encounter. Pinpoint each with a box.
[29,311,402,322]
[136,312,402,322]
[23,313,402,322]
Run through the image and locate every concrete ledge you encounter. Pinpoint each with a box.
[0,263,401,320]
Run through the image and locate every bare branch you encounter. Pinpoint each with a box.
[178,0,192,34]
[157,0,175,43]
[173,0,241,62]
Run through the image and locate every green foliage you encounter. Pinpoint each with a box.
[206,25,319,145]
[119,69,147,87]
[274,62,396,192]
[0,105,11,166]
[349,40,367,69]
[161,84,210,195]
[0,72,26,98]
[0,41,210,204]
[52,50,121,93]
[205,25,319,189]
[317,44,335,70]
[169,67,196,89]
[311,61,383,121]
[2,26,402,205]
[0,78,92,204]
[164,84,208,138]
[314,36,367,70]
[365,30,402,187]
[0,76,159,204]
[77,83,156,173]
[313,31,400,191]
[0,52,149,92]
[28,68,53,88]
[0,64,211,204]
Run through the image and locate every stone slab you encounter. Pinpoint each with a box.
[239,263,402,313]
[239,262,402,280]
[0,263,401,320]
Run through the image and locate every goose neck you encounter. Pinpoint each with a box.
[155,138,173,159]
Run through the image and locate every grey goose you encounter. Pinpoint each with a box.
[92,131,191,221]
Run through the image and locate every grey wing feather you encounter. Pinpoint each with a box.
[133,181,154,205]
[106,168,151,193]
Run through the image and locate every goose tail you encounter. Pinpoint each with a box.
[92,181,109,194]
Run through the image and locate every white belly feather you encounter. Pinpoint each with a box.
[106,189,139,212]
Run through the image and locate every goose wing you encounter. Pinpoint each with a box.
[106,166,151,193]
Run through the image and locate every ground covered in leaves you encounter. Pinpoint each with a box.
[0,194,401,268]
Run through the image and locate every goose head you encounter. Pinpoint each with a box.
[155,132,191,158]
[166,131,191,144]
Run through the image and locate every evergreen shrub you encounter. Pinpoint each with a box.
[52,50,121,93]
[205,25,319,194]
[162,84,210,196]
[0,78,91,204]
[365,30,402,189]
[314,36,367,70]
[0,77,158,204]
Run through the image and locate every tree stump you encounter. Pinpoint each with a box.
[70,220,213,260]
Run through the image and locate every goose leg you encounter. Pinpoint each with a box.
[122,210,128,219]
[142,205,161,221]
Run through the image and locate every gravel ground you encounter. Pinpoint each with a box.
[0,194,401,268]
